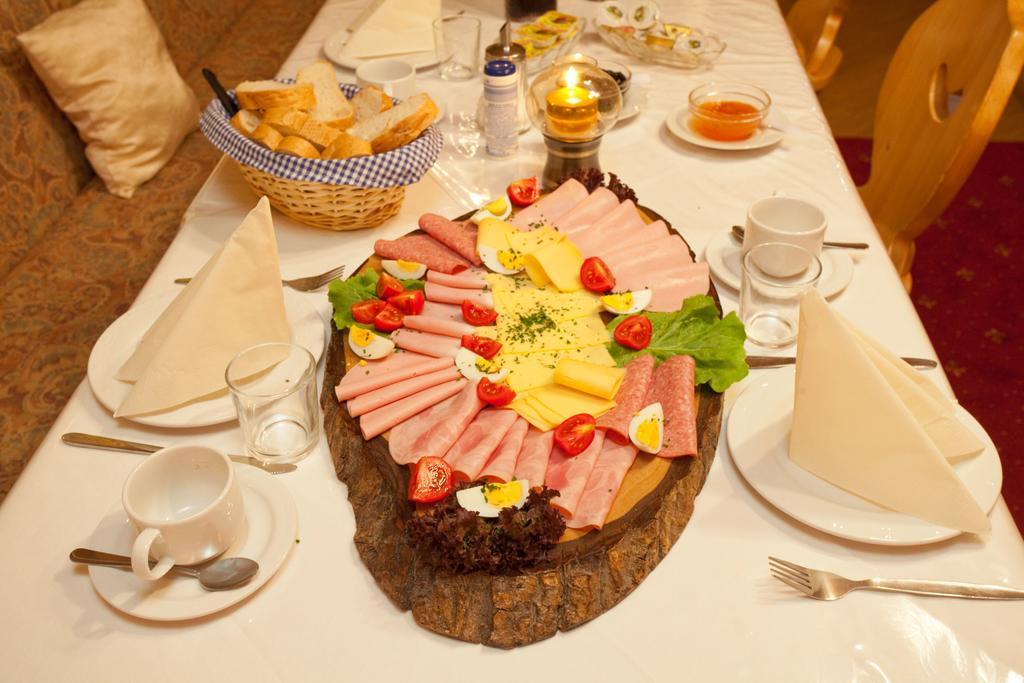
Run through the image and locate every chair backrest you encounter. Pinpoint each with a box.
[859,0,1024,279]
[786,0,851,74]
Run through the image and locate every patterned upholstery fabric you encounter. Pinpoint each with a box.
[0,0,326,503]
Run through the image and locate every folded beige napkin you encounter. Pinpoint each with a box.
[789,289,990,534]
[340,0,440,59]
[115,197,290,417]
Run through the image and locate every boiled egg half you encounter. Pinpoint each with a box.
[347,326,395,360]
[455,347,508,382]
[628,402,664,454]
[470,196,512,224]
[477,218,524,275]
[381,259,427,280]
[456,479,530,517]
[600,288,652,315]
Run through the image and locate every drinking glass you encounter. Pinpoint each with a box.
[226,342,319,464]
[433,15,481,81]
[740,242,822,348]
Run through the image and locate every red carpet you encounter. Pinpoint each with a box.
[838,139,1024,537]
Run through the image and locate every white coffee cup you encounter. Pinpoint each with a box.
[743,196,827,277]
[355,58,416,100]
[122,445,245,581]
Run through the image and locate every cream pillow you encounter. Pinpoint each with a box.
[17,0,198,198]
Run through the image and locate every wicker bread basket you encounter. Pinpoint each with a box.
[199,83,442,232]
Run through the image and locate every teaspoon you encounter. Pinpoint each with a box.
[731,225,869,250]
[70,548,259,591]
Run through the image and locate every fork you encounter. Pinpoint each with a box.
[174,264,346,291]
[769,556,1024,600]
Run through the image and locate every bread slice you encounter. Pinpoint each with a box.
[296,60,355,129]
[297,119,342,151]
[230,110,262,137]
[351,86,393,123]
[236,81,316,110]
[262,108,310,137]
[250,123,283,151]
[276,136,320,159]
[347,94,438,153]
[322,132,373,159]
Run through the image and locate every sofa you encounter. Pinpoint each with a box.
[0,0,326,503]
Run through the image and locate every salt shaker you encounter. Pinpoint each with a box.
[483,59,519,158]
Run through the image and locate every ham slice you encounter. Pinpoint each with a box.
[556,188,619,234]
[425,281,493,307]
[645,263,711,312]
[426,269,487,289]
[569,200,646,256]
[335,353,451,402]
[445,408,520,481]
[513,428,554,487]
[403,315,476,338]
[478,417,529,483]
[645,355,697,457]
[359,379,464,441]
[389,379,484,465]
[421,301,464,321]
[601,231,683,274]
[391,328,461,357]
[614,241,697,287]
[418,213,482,266]
[510,178,588,230]
[347,366,462,417]
[545,431,605,517]
[597,354,656,444]
[566,440,638,530]
[374,235,469,274]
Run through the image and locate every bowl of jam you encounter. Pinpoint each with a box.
[688,82,770,142]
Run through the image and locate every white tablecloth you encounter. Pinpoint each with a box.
[2,1,1022,680]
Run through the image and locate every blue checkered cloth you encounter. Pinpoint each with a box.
[199,82,442,188]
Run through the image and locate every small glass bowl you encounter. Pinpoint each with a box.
[600,59,632,98]
[688,82,770,142]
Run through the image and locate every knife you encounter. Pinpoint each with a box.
[201,68,239,117]
[61,432,297,474]
[747,355,937,369]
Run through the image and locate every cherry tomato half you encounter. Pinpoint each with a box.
[407,456,455,504]
[461,299,498,326]
[351,298,386,325]
[373,302,404,332]
[507,176,541,207]
[553,413,597,457]
[476,377,516,407]
[613,315,653,350]
[580,257,616,293]
[387,289,425,316]
[376,272,405,300]
[461,334,502,360]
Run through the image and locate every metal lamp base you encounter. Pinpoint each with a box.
[541,135,603,190]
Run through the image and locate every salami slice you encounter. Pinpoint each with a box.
[596,354,656,444]
[374,234,469,274]
[418,213,483,266]
[644,354,697,457]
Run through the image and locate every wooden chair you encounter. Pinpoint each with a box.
[786,0,851,91]
[858,0,1024,291]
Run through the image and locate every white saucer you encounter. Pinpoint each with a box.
[85,466,298,621]
[703,230,854,299]
[727,368,1003,546]
[616,88,643,123]
[87,288,325,429]
[665,103,785,151]
[323,28,440,71]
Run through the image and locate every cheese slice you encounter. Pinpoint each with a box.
[529,384,616,423]
[523,239,583,292]
[790,290,990,534]
[499,345,615,393]
[507,226,564,257]
[554,358,625,399]
[497,315,609,353]
[509,397,555,431]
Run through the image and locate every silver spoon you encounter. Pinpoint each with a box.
[731,225,870,250]
[70,548,259,591]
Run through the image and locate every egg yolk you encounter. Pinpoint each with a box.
[497,249,523,270]
[484,197,507,215]
[395,259,421,273]
[350,327,375,347]
[482,481,522,508]
[475,357,501,374]
[602,292,634,311]
[635,417,661,450]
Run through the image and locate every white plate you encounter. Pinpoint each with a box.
[665,103,785,151]
[703,229,854,299]
[87,288,325,429]
[727,368,1003,545]
[616,88,643,123]
[322,28,440,71]
[85,466,298,621]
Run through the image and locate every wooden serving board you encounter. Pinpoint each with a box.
[322,207,723,648]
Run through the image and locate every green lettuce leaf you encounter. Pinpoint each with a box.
[327,270,426,330]
[606,295,749,392]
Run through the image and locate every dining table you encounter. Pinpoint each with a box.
[2,0,1023,680]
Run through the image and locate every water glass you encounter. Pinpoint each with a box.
[740,242,822,348]
[433,15,481,81]
[226,342,319,464]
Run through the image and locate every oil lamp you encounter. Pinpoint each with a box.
[526,58,622,190]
